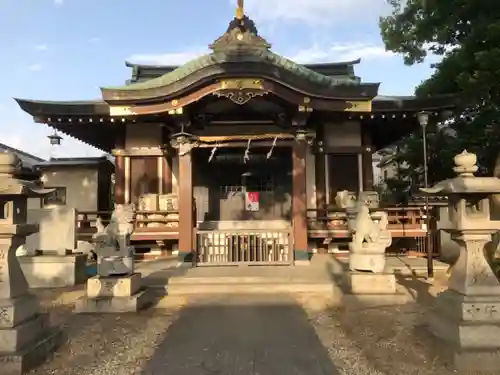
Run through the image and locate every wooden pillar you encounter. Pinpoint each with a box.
[361,128,374,191]
[114,156,125,204]
[162,156,173,194]
[292,141,309,261]
[178,146,194,262]
[114,126,126,204]
[362,149,374,191]
[314,126,326,213]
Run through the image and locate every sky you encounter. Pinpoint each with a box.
[0,0,440,160]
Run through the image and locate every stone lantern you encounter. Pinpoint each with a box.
[0,153,62,374]
[420,150,500,371]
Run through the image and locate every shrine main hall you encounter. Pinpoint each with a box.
[15,7,455,265]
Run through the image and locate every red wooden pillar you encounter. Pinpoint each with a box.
[114,156,125,204]
[162,155,173,194]
[178,146,194,263]
[292,141,309,261]
[114,127,126,204]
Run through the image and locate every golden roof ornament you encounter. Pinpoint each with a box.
[236,0,244,20]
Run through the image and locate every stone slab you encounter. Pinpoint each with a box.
[0,327,63,375]
[75,288,154,313]
[26,206,76,255]
[165,282,342,297]
[0,314,49,352]
[86,273,142,298]
[347,272,396,294]
[19,254,88,288]
[0,294,39,328]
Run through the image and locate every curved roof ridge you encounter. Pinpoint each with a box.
[124,58,362,70]
[104,50,360,92]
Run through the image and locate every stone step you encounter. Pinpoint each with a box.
[162,282,342,296]
[167,276,328,285]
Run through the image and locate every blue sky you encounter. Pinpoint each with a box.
[0,0,439,159]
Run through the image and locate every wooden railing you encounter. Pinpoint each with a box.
[307,206,428,239]
[76,210,180,241]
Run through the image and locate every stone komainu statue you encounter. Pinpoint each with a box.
[93,203,136,251]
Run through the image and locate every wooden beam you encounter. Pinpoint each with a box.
[312,145,373,154]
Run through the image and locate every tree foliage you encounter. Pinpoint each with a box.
[379,0,500,186]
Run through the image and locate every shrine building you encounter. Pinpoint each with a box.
[15,5,455,265]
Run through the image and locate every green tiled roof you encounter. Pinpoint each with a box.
[103,49,360,92]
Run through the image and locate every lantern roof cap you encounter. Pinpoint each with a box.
[421,150,500,195]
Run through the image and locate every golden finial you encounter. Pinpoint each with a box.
[236,0,244,20]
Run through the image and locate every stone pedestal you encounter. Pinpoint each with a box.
[75,273,154,313]
[0,153,64,374]
[427,234,500,371]
[344,272,406,305]
[348,243,386,274]
[429,290,500,371]
[348,272,396,294]
[97,245,134,277]
[0,294,63,375]
[419,150,500,371]
[18,253,87,288]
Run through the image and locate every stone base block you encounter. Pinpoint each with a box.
[0,327,63,375]
[86,273,142,298]
[18,254,88,288]
[347,272,396,294]
[0,294,40,328]
[348,253,386,273]
[427,313,500,371]
[429,306,500,349]
[97,255,134,277]
[434,289,500,323]
[0,314,49,352]
[452,348,500,372]
[75,288,154,313]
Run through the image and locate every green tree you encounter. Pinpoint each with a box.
[379,0,500,180]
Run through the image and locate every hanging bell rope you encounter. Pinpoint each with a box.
[266,136,278,159]
[243,139,251,163]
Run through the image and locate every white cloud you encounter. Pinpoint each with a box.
[34,43,48,51]
[127,49,208,65]
[289,43,394,64]
[27,64,42,72]
[237,0,390,25]
[54,0,64,6]
[87,37,101,44]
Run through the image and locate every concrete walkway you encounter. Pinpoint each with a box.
[140,294,339,375]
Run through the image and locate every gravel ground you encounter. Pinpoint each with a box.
[22,276,493,375]
[27,288,185,375]
[295,276,493,375]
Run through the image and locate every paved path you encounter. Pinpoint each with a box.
[140,294,339,375]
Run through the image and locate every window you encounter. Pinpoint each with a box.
[43,187,67,206]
